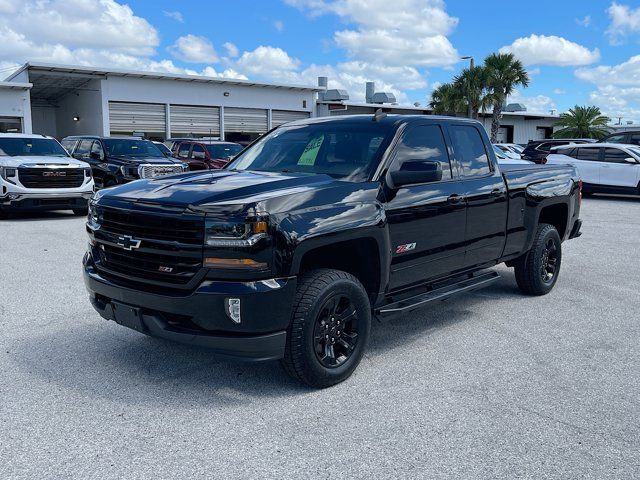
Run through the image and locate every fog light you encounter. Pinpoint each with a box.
[8,193,20,200]
[225,298,241,324]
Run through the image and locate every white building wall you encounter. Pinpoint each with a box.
[32,106,57,136]
[480,115,558,144]
[0,87,31,133]
[55,79,104,138]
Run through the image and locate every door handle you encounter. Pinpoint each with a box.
[490,188,504,197]
[447,194,464,204]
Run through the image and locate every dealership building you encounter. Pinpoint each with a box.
[2,62,559,144]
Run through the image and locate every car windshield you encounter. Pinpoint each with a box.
[0,138,68,157]
[206,144,243,159]
[227,123,391,182]
[492,145,506,159]
[103,139,164,157]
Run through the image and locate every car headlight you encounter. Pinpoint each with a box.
[205,218,268,247]
[84,167,92,178]
[0,166,17,184]
[120,165,140,178]
[87,200,101,229]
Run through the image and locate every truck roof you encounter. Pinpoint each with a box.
[285,114,483,128]
[0,133,54,139]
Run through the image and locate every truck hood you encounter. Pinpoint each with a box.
[0,155,89,168]
[98,170,341,208]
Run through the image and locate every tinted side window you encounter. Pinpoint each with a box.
[575,148,601,161]
[603,148,630,163]
[76,139,93,155]
[90,141,104,157]
[449,125,491,177]
[605,134,626,143]
[629,134,640,146]
[191,144,206,159]
[60,139,77,153]
[177,143,191,159]
[392,125,452,180]
[556,147,576,157]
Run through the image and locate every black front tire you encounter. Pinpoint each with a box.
[281,269,371,388]
[514,223,562,295]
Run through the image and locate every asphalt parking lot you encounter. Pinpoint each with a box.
[1,196,639,479]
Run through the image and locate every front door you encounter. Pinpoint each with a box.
[600,147,640,188]
[573,147,602,186]
[385,123,467,291]
[448,124,508,268]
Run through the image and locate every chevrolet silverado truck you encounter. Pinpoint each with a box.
[84,115,582,388]
[0,133,94,218]
[61,136,187,189]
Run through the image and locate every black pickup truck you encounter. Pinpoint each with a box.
[83,115,582,387]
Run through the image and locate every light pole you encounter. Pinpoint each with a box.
[461,56,474,118]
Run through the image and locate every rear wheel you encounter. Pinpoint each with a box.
[281,269,371,388]
[514,223,562,295]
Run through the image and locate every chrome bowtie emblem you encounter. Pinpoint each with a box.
[116,235,141,251]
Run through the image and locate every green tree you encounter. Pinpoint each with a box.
[553,106,611,139]
[428,82,465,115]
[452,66,492,119]
[484,53,530,142]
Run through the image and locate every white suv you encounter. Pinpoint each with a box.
[547,142,640,195]
[0,134,94,218]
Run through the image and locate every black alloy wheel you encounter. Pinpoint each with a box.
[313,294,359,368]
[540,237,559,284]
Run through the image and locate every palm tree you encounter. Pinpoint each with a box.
[553,106,611,139]
[428,82,465,116]
[452,66,492,119]
[484,53,529,142]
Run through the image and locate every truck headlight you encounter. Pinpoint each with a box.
[0,166,17,184]
[205,219,268,247]
[120,165,140,178]
[87,200,100,229]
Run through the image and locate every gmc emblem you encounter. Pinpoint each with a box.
[43,171,67,177]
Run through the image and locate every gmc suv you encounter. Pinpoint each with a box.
[84,115,582,387]
[62,136,187,189]
[0,134,93,218]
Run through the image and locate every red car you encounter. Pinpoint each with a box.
[174,140,243,170]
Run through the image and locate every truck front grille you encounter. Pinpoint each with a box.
[92,206,204,288]
[139,164,183,179]
[18,167,85,188]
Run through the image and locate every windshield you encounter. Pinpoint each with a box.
[103,139,164,158]
[0,138,69,157]
[492,145,506,159]
[227,123,391,181]
[206,143,243,159]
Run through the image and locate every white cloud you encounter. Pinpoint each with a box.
[274,20,285,32]
[606,2,640,45]
[163,10,184,23]
[575,15,591,27]
[500,34,600,66]
[553,88,566,94]
[235,46,300,75]
[285,0,459,67]
[223,42,239,58]
[576,55,640,122]
[507,90,557,114]
[168,35,218,63]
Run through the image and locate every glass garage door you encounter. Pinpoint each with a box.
[108,102,166,138]
[170,105,220,137]
[271,110,310,127]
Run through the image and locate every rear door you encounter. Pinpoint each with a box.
[573,147,602,185]
[600,147,639,188]
[448,123,508,268]
[385,123,467,290]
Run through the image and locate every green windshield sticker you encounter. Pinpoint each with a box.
[298,135,324,166]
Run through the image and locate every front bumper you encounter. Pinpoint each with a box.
[0,192,93,211]
[83,253,296,361]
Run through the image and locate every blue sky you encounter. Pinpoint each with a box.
[2,0,640,121]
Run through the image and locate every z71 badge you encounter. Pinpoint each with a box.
[395,243,416,254]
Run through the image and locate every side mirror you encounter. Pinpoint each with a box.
[624,157,637,164]
[193,151,206,160]
[89,151,103,161]
[388,160,442,188]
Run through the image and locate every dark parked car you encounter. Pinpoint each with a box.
[84,115,582,387]
[598,130,640,146]
[521,139,596,163]
[62,136,187,188]
[174,140,243,170]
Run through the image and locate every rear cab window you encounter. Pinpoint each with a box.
[449,125,491,177]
